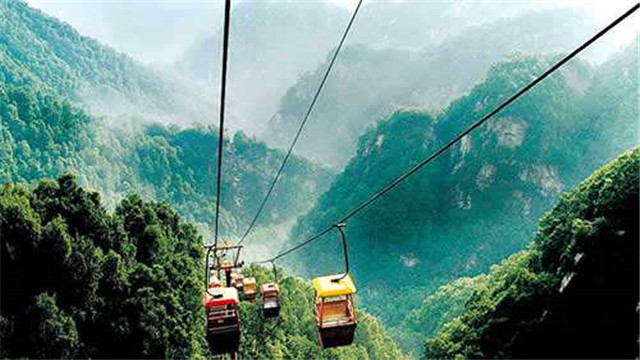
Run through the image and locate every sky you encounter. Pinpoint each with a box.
[25,0,639,66]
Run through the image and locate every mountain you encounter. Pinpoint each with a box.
[264,8,598,167]
[0,0,213,125]
[175,1,571,137]
[0,175,404,359]
[349,0,567,50]
[173,0,350,134]
[0,80,334,246]
[423,148,639,358]
[286,42,638,327]
[1,0,338,249]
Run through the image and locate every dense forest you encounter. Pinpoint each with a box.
[0,0,212,125]
[0,80,333,240]
[288,40,638,334]
[0,175,401,359]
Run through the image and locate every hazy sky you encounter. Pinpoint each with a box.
[26,0,226,65]
[25,0,638,66]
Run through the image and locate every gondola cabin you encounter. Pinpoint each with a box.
[208,275,221,289]
[260,283,280,318]
[204,287,241,354]
[312,274,357,348]
[231,273,244,293]
[243,277,257,301]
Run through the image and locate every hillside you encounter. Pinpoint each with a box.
[0,80,334,243]
[0,0,339,246]
[176,1,568,137]
[287,42,638,327]
[0,175,205,358]
[264,9,597,167]
[0,0,213,125]
[0,175,403,358]
[422,148,639,358]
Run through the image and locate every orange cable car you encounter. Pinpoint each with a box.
[311,223,357,348]
[261,261,281,318]
[312,274,357,348]
[231,273,245,294]
[243,277,257,301]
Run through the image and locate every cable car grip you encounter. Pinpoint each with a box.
[332,223,349,282]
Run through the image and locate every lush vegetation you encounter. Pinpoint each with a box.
[0,79,333,239]
[0,175,404,358]
[423,148,639,358]
[289,40,638,333]
[0,0,212,124]
[0,174,206,358]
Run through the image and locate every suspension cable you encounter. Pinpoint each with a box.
[255,2,639,264]
[206,0,232,287]
[236,0,364,247]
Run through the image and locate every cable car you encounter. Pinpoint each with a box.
[243,277,257,301]
[260,283,280,318]
[231,273,244,293]
[209,274,221,288]
[204,287,241,355]
[312,274,357,348]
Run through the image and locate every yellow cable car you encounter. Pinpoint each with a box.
[260,283,280,318]
[243,277,257,301]
[312,274,357,348]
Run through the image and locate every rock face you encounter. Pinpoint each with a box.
[423,148,639,359]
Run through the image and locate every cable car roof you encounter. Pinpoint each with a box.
[312,274,356,297]
[260,283,279,294]
[205,287,239,308]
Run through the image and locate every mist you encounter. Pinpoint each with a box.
[25,0,638,140]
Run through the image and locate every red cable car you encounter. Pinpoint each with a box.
[204,287,241,355]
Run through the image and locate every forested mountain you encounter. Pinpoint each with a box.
[287,41,638,331]
[422,148,639,358]
[1,0,337,246]
[0,80,333,242]
[1,1,638,358]
[264,9,597,167]
[0,0,213,125]
[0,175,403,359]
[175,1,570,137]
